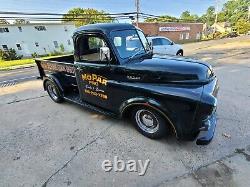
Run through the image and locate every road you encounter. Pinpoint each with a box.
[0,67,37,87]
[0,36,250,187]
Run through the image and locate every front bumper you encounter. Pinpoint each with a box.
[196,112,217,145]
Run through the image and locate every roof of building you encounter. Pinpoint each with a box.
[74,23,136,35]
[0,22,75,27]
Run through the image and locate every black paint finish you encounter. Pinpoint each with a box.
[35,23,219,145]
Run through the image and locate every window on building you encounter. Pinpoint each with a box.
[16,44,22,50]
[35,42,39,47]
[53,41,59,48]
[34,26,46,31]
[185,33,190,40]
[0,28,9,33]
[67,39,71,45]
[18,27,22,32]
[2,45,8,51]
[179,33,184,40]
[196,32,201,40]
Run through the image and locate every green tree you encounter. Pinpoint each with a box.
[222,0,250,24]
[145,15,178,23]
[180,11,199,22]
[200,6,216,26]
[235,18,250,34]
[63,8,113,27]
[13,19,30,24]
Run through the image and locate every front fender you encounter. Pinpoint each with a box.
[119,97,178,137]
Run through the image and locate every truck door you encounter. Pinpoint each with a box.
[74,34,113,109]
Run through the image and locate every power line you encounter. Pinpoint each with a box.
[0,11,137,16]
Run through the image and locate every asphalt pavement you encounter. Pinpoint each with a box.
[0,36,250,187]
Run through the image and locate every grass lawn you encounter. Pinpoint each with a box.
[0,58,35,70]
[0,54,69,70]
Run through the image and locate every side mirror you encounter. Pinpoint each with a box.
[100,47,111,62]
[170,41,174,45]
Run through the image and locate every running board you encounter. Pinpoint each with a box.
[63,93,117,118]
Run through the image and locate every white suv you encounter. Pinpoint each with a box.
[147,36,183,56]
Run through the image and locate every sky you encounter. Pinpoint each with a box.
[0,0,228,17]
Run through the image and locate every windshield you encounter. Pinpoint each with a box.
[110,29,149,59]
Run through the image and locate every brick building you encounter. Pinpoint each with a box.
[137,22,203,43]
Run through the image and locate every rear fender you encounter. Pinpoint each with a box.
[43,74,64,93]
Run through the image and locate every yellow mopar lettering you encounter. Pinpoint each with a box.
[96,77,101,84]
[87,74,92,80]
[82,73,107,86]
[102,79,107,86]
[92,74,97,81]
[82,74,87,80]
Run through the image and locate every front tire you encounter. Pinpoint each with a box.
[176,50,183,56]
[131,106,169,139]
[45,80,63,103]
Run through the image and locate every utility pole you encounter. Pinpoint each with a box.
[135,0,140,27]
[213,0,219,36]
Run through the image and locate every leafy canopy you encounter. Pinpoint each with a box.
[63,8,113,27]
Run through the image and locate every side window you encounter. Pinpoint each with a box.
[161,38,172,45]
[113,37,122,47]
[78,35,108,63]
[152,38,162,46]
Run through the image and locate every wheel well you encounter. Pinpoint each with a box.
[176,49,183,55]
[122,103,178,137]
[43,77,64,93]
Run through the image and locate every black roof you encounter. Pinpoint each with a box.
[74,23,136,35]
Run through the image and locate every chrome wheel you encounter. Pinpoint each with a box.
[135,109,159,134]
[47,84,58,100]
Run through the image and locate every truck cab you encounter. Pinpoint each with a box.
[36,23,219,145]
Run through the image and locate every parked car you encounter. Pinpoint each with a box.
[147,36,184,56]
[35,23,219,145]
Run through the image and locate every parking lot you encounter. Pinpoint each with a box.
[0,36,250,186]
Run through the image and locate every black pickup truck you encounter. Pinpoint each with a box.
[36,23,219,145]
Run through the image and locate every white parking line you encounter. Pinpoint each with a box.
[0,75,37,84]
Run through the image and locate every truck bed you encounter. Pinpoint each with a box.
[35,54,76,78]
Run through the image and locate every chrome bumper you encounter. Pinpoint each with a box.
[196,112,217,145]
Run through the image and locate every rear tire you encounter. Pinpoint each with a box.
[176,50,183,56]
[131,106,169,139]
[45,80,63,103]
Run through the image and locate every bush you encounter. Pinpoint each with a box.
[0,48,23,61]
[0,49,3,60]
[31,52,39,58]
[59,44,65,53]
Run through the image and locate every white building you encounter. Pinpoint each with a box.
[0,23,76,57]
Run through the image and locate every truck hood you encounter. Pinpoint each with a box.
[125,55,213,83]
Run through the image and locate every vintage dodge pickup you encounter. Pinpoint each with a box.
[35,23,219,145]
